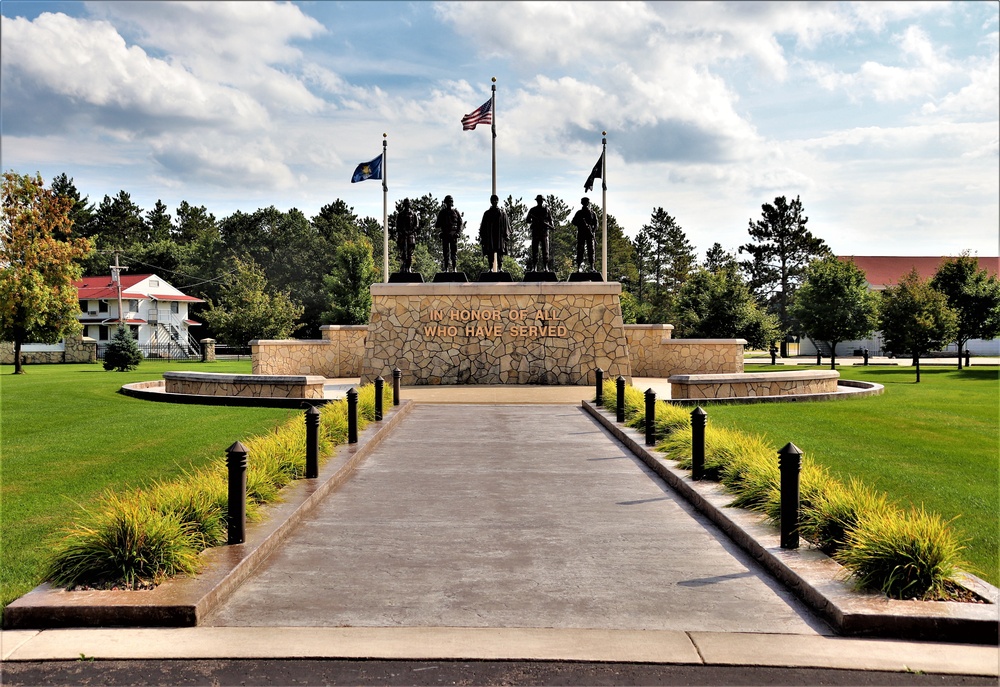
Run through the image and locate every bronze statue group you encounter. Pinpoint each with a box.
[393,194,599,280]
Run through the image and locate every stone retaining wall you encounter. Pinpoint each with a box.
[252,325,367,377]
[668,370,840,400]
[163,371,326,399]
[360,282,630,385]
[633,338,746,377]
[1,335,97,365]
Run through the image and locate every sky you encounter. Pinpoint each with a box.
[1,1,998,260]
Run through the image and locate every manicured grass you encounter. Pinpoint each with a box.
[704,364,999,586]
[1,361,298,610]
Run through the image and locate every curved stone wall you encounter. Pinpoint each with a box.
[668,370,840,400]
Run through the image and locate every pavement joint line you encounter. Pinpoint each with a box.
[582,401,999,645]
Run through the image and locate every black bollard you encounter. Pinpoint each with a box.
[595,368,604,406]
[816,351,822,366]
[691,407,707,481]
[616,375,626,423]
[770,345,777,365]
[392,367,401,406]
[778,442,803,549]
[347,388,358,444]
[226,441,248,545]
[644,388,656,446]
[374,376,384,421]
[305,406,319,479]
[965,349,971,368]
[863,348,869,366]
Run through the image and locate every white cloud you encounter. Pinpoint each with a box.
[86,0,328,114]
[1,12,269,130]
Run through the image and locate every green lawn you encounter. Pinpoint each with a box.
[707,364,999,586]
[1,360,297,610]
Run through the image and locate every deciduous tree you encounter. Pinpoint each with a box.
[930,252,1000,369]
[879,268,957,382]
[675,265,781,350]
[199,257,302,346]
[791,256,880,368]
[1,172,92,373]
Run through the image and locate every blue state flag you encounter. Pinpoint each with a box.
[351,154,383,183]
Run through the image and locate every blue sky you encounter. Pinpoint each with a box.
[2,1,997,259]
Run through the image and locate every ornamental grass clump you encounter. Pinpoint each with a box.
[835,505,967,599]
[46,384,385,590]
[612,385,970,599]
[797,478,894,556]
[46,491,201,589]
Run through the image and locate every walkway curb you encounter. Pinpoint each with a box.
[3,401,415,630]
[582,400,999,645]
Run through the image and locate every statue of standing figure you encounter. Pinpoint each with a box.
[525,194,553,272]
[478,194,510,272]
[571,196,598,272]
[394,198,419,273]
[434,195,462,272]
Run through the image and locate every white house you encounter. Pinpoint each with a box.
[797,256,1000,357]
[75,273,204,358]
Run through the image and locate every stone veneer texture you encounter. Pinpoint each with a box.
[669,371,839,399]
[164,372,325,399]
[252,325,367,377]
[630,338,746,377]
[359,283,631,385]
[1,335,97,365]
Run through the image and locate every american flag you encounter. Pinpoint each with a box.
[461,98,493,131]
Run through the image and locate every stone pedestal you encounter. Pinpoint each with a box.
[360,282,631,385]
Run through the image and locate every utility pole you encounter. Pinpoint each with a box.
[110,251,126,333]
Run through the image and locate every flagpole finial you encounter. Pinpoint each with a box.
[492,76,497,83]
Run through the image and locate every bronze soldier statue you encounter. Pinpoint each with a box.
[434,195,462,272]
[394,198,418,273]
[571,196,598,272]
[478,194,510,272]
[525,194,553,272]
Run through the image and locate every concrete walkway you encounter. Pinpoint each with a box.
[204,404,826,633]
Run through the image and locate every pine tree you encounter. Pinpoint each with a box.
[103,326,143,372]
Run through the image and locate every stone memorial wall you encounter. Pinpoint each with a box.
[359,282,631,385]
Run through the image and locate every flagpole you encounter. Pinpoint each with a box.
[491,77,497,198]
[382,133,389,283]
[601,131,607,282]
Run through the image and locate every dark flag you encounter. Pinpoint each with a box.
[584,152,604,192]
[351,154,383,183]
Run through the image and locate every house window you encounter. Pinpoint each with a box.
[171,301,179,314]
[98,300,109,313]
[149,279,159,287]
[128,299,139,312]
[129,325,140,339]
[98,325,109,341]
[79,300,87,313]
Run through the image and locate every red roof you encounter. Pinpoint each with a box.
[75,274,203,302]
[838,256,999,289]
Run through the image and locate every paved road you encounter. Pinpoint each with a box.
[204,404,829,634]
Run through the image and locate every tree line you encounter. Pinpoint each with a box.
[3,170,998,378]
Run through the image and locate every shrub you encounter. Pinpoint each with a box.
[102,327,142,372]
[47,384,382,589]
[835,506,968,599]
[46,491,201,588]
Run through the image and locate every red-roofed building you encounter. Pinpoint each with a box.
[798,256,1000,357]
[76,273,204,358]
[837,256,999,291]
